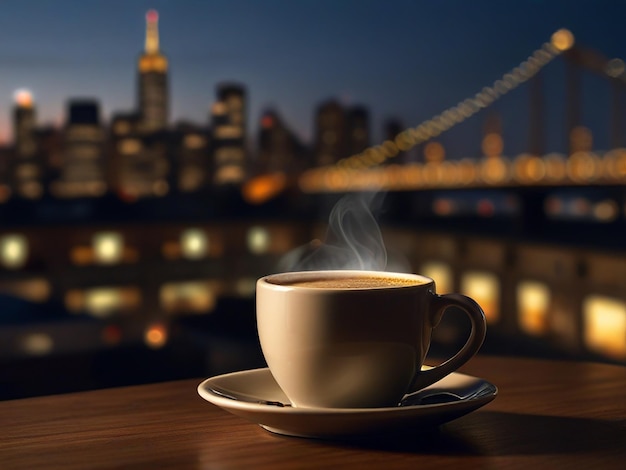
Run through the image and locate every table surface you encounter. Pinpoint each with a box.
[2,354,625,470]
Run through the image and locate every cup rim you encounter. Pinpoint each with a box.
[258,270,434,291]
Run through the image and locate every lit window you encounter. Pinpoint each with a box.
[0,278,50,302]
[517,281,550,335]
[214,125,243,139]
[583,295,626,359]
[85,289,125,318]
[235,278,256,297]
[152,179,169,196]
[160,281,218,314]
[20,333,54,356]
[421,261,453,294]
[183,134,207,149]
[181,229,208,259]
[93,232,123,264]
[114,120,131,135]
[65,287,141,317]
[0,234,28,269]
[593,200,619,222]
[461,271,500,323]
[247,226,270,254]
[118,138,142,155]
[215,165,245,183]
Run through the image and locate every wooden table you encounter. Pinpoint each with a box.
[2,355,625,469]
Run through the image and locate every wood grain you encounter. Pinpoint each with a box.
[1,355,625,469]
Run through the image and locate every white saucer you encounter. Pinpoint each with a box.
[197,367,497,439]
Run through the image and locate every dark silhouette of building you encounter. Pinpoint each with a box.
[256,108,308,175]
[313,99,347,166]
[346,106,370,156]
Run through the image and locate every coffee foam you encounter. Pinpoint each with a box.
[278,276,426,289]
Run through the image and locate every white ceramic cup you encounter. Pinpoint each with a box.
[256,270,487,409]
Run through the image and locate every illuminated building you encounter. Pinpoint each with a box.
[11,89,43,199]
[114,131,170,199]
[111,112,141,138]
[52,99,106,198]
[137,10,168,133]
[313,99,347,166]
[211,83,248,184]
[13,89,37,159]
[172,122,211,192]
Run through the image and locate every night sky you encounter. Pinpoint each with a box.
[1,0,626,156]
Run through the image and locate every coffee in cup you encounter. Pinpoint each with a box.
[256,270,487,409]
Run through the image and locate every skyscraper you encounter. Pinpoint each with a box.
[13,89,37,159]
[12,89,42,199]
[313,99,346,167]
[210,83,248,184]
[137,10,168,133]
[52,99,106,198]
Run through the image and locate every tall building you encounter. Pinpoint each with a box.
[172,121,211,192]
[13,89,37,158]
[313,99,346,166]
[137,10,168,133]
[12,89,43,199]
[256,109,298,175]
[210,83,247,184]
[113,129,170,200]
[346,106,370,156]
[52,99,106,198]
[255,108,310,176]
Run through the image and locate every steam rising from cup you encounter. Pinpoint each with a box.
[280,193,405,272]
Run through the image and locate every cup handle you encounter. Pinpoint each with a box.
[407,292,487,394]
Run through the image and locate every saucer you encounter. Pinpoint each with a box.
[197,367,497,438]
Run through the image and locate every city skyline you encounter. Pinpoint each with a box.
[1,0,626,156]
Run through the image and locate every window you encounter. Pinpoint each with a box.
[583,295,626,359]
[19,333,54,356]
[247,226,270,254]
[93,232,124,264]
[461,271,500,323]
[181,229,208,260]
[160,281,219,314]
[0,234,28,269]
[421,261,453,294]
[0,278,50,302]
[66,287,141,318]
[517,281,550,335]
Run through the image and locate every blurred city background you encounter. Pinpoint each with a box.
[2,0,626,400]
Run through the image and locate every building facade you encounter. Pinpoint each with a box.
[211,83,248,184]
[137,10,168,134]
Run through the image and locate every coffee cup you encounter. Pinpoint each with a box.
[256,270,487,409]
